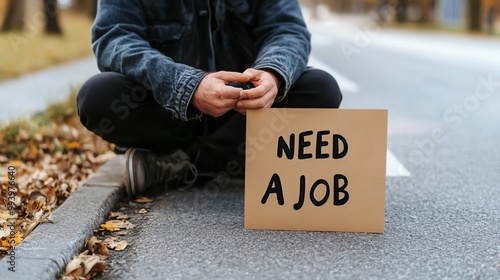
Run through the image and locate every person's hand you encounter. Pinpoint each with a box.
[191,71,250,117]
[235,68,279,115]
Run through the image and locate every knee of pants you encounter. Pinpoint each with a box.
[76,72,128,130]
[306,68,343,108]
[284,68,343,109]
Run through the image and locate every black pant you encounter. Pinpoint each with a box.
[77,68,342,175]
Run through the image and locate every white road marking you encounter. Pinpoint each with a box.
[309,56,411,177]
[386,150,411,177]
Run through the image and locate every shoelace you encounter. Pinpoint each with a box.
[153,157,198,191]
[176,161,198,191]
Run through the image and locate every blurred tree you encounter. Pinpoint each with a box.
[418,0,434,23]
[376,0,391,22]
[311,0,321,19]
[341,0,354,13]
[44,0,62,34]
[395,0,409,22]
[485,0,498,34]
[72,0,98,18]
[90,0,98,18]
[468,0,482,31]
[1,0,26,32]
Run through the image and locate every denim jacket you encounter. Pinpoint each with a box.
[92,0,311,121]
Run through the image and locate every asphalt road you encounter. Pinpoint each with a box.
[97,18,500,280]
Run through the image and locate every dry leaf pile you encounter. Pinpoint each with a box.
[0,95,114,256]
[60,209,139,279]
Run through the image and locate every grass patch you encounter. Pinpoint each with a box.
[0,91,81,159]
[0,11,94,80]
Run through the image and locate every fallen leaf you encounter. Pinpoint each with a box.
[26,191,47,217]
[136,208,149,214]
[68,266,86,280]
[69,164,78,175]
[112,240,127,251]
[33,210,44,221]
[100,219,135,232]
[67,141,81,150]
[0,155,8,163]
[0,228,9,240]
[43,177,55,186]
[103,237,127,251]
[86,236,109,257]
[34,133,43,142]
[103,236,117,242]
[115,230,128,236]
[89,258,106,274]
[134,196,153,203]
[29,142,37,155]
[9,160,23,168]
[17,130,30,141]
[0,209,17,220]
[100,222,119,232]
[32,170,48,181]
[64,251,88,276]
[108,211,129,220]
[44,187,58,205]
[64,250,106,277]
[0,231,24,247]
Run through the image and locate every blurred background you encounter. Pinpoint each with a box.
[0,0,96,80]
[300,0,500,34]
[0,0,498,82]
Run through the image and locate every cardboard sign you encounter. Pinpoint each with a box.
[244,109,387,233]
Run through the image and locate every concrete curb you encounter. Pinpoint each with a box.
[0,155,124,279]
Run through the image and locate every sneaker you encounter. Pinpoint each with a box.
[123,148,198,196]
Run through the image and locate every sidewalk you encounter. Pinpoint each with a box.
[0,57,99,124]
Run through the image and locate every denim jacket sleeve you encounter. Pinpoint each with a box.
[92,0,205,121]
[252,0,311,102]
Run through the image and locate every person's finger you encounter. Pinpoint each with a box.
[221,86,244,99]
[242,68,259,79]
[214,71,251,83]
[240,85,269,99]
[236,95,274,109]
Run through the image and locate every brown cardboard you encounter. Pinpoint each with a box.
[244,109,388,233]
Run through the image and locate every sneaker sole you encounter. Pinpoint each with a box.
[124,148,139,196]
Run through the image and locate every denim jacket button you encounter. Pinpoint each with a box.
[199,10,208,16]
